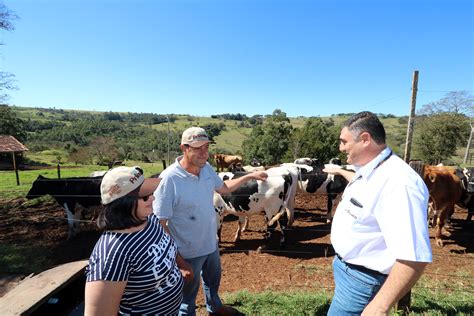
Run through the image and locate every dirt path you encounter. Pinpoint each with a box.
[1,195,473,302]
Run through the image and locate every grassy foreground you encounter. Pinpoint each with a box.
[216,285,474,315]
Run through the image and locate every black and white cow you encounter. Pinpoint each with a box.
[283,161,353,223]
[458,167,474,221]
[294,157,320,167]
[26,175,103,239]
[214,166,297,247]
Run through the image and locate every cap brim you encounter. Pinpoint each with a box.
[186,140,211,148]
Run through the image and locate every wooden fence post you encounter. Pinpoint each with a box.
[12,151,20,186]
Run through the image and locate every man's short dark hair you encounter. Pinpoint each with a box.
[343,111,386,145]
[96,195,146,230]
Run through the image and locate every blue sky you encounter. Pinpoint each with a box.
[1,0,472,117]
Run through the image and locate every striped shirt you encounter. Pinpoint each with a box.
[86,214,183,315]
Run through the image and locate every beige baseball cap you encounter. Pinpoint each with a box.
[181,126,212,148]
[100,166,149,205]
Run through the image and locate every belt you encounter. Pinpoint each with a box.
[336,254,387,277]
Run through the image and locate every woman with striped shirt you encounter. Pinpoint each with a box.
[85,166,187,315]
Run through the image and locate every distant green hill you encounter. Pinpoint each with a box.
[8,105,469,166]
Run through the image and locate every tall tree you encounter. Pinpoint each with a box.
[289,117,340,162]
[414,91,473,163]
[243,109,293,165]
[414,113,469,164]
[0,105,26,141]
[0,3,18,102]
[418,91,473,117]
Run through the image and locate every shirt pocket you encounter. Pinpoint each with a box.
[343,197,365,222]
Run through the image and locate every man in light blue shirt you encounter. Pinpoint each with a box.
[153,126,267,316]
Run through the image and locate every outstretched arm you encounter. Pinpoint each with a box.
[216,171,268,194]
[323,166,355,182]
[141,178,161,195]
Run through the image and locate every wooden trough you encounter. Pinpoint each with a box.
[0,260,87,315]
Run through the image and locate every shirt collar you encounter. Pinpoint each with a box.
[174,155,206,178]
[174,156,193,177]
[355,147,392,180]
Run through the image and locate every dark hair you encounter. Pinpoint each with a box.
[343,111,386,145]
[96,195,146,230]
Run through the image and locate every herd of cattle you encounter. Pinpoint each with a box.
[25,153,474,248]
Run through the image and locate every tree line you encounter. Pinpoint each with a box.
[1,90,472,168]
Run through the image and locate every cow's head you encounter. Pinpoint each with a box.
[26,175,48,199]
[250,158,262,167]
[328,157,342,165]
[294,157,321,167]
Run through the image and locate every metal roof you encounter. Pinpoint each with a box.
[0,135,29,153]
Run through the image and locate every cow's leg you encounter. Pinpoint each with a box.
[241,216,249,232]
[215,209,224,242]
[265,210,288,248]
[326,193,337,224]
[233,216,246,242]
[467,207,474,221]
[277,212,289,248]
[428,202,437,227]
[444,206,456,229]
[265,220,276,242]
[286,195,296,227]
[435,208,448,247]
[63,203,78,240]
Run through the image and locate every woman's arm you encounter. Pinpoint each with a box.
[159,219,194,283]
[85,280,127,316]
[176,253,194,282]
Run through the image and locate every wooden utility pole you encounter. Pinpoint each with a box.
[404,70,419,162]
[463,120,473,164]
[12,151,20,186]
[399,70,419,313]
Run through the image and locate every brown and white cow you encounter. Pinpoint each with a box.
[213,166,297,247]
[409,161,463,247]
[213,154,243,172]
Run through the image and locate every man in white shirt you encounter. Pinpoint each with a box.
[323,111,432,315]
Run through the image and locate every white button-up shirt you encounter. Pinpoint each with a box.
[331,147,432,274]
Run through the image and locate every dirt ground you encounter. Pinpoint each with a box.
[1,194,473,306]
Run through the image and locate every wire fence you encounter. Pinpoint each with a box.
[5,190,474,305]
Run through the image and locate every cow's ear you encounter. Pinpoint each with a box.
[38,175,45,179]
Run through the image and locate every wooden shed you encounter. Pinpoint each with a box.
[0,135,29,185]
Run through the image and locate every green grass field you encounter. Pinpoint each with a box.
[0,162,165,199]
[218,282,474,315]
